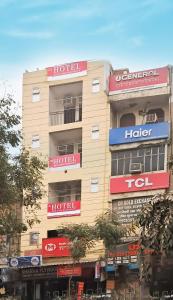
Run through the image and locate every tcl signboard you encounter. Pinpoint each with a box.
[49,153,80,172]
[109,67,169,94]
[110,172,169,194]
[42,238,71,257]
[47,61,87,80]
[109,122,169,145]
[47,200,81,218]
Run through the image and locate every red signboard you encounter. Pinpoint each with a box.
[110,172,169,194]
[47,61,87,79]
[109,67,169,94]
[57,265,82,277]
[77,282,84,300]
[47,200,81,218]
[42,237,71,257]
[49,153,80,171]
[108,242,153,258]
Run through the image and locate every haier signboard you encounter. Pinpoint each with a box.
[109,122,169,145]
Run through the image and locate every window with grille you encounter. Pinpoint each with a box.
[111,145,165,176]
[147,108,164,123]
[32,87,40,102]
[120,113,136,127]
[57,143,82,156]
[49,181,81,203]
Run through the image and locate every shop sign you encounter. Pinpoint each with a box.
[8,256,42,268]
[109,122,169,145]
[21,265,57,279]
[47,200,81,218]
[77,282,84,300]
[95,262,101,279]
[42,237,71,257]
[110,172,169,194]
[57,265,81,277]
[108,242,153,264]
[113,197,152,224]
[109,66,169,94]
[0,257,8,266]
[49,153,80,172]
[47,61,87,80]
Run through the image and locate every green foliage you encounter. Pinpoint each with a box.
[0,94,46,255]
[95,210,126,251]
[59,210,125,261]
[138,192,173,254]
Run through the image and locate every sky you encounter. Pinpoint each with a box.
[0,0,173,105]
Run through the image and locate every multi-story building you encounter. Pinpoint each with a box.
[20,60,172,299]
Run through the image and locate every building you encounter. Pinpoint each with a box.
[20,60,172,299]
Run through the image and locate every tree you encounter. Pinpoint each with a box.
[137,192,173,290]
[58,210,125,262]
[0,94,46,256]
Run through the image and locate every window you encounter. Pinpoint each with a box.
[91,177,99,192]
[92,79,100,93]
[147,108,164,123]
[32,135,40,148]
[32,87,40,102]
[30,232,39,245]
[120,113,136,128]
[57,143,82,156]
[49,181,81,203]
[91,125,99,139]
[111,145,165,176]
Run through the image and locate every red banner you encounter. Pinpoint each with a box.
[47,61,87,79]
[49,153,80,171]
[110,172,169,194]
[77,282,84,300]
[47,201,81,218]
[42,237,71,257]
[57,265,81,277]
[109,67,169,94]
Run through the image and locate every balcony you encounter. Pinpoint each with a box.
[48,180,81,218]
[49,129,82,171]
[49,81,83,126]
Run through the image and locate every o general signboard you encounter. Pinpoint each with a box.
[109,66,169,94]
[110,172,169,194]
[109,122,169,145]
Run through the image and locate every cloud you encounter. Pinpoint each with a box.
[90,21,125,36]
[2,29,55,39]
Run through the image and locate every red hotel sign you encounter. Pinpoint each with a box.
[47,61,87,80]
[49,153,80,172]
[47,200,81,218]
[42,237,71,257]
[57,265,82,277]
[110,172,169,194]
[109,67,169,94]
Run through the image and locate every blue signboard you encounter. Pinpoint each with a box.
[109,122,169,145]
[9,256,42,268]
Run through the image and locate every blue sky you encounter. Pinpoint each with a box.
[0,0,173,103]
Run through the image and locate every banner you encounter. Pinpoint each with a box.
[109,66,169,94]
[47,61,87,80]
[57,265,81,277]
[49,153,80,171]
[42,237,71,257]
[48,200,81,218]
[9,256,42,268]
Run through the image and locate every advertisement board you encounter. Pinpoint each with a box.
[49,153,80,171]
[112,197,152,224]
[21,265,57,279]
[9,256,42,268]
[47,200,81,218]
[109,122,169,145]
[42,237,71,257]
[110,172,169,194]
[109,66,169,94]
[47,61,87,80]
[57,265,81,277]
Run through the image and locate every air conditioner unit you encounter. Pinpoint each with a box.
[129,163,142,174]
[145,113,158,124]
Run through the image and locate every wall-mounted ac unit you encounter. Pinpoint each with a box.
[145,113,158,124]
[129,163,142,174]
